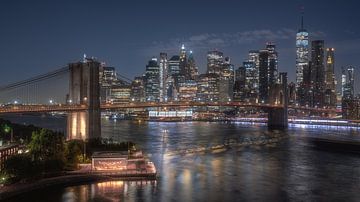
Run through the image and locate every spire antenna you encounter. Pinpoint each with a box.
[300,5,305,30]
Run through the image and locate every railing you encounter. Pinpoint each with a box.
[102,101,285,109]
[0,104,87,113]
[0,102,339,114]
[91,170,156,175]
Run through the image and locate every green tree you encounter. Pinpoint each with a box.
[65,139,84,169]
[2,154,38,183]
[28,129,65,171]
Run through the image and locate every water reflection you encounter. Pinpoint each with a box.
[61,181,156,202]
[3,117,360,201]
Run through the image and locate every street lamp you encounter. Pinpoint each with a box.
[83,138,87,162]
[3,124,13,144]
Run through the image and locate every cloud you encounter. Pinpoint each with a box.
[208,38,225,44]
[233,29,296,43]
[311,31,327,38]
[143,28,326,56]
[189,34,210,42]
[150,28,296,49]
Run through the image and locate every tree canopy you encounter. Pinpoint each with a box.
[28,128,65,162]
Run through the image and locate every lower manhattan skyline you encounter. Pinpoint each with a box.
[0,0,359,92]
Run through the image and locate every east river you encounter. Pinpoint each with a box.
[3,115,360,201]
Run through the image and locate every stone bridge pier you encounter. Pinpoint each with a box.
[67,58,101,140]
[268,72,288,129]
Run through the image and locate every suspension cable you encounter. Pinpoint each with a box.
[0,66,69,92]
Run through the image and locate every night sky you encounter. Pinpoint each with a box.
[0,0,359,92]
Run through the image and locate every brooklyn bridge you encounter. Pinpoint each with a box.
[0,58,338,139]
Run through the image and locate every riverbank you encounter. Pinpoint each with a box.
[0,172,157,201]
[143,118,360,128]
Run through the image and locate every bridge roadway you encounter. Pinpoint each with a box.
[0,102,339,114]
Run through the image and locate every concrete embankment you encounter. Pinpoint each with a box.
[0,173,157,201]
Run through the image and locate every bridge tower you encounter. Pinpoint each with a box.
[67,58,101,140]
[268,72,288,129]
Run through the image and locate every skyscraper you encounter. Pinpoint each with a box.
[164,76,176,101]
[258,43,278,103]
[259,50,269,103]
[247,50,260,103]
[187,50,198,80]
[233,66,246,101]
[178,80,197,101]
[219,71,233,102]
[311,40,325,107]
[325,48,336,88]
[324,48,336,107]
[111,85,131,104]
[168,55,180,76]
[248,50,260,66]
[219,57,234,102]
[341,66,356,119]
[295,14,309,91]
[145,57,160,102]
[243,61,258,103]
[179,44,187,78]
[130,76,145,102]
[342,66,354,99]
[207,50,224,74]
[288,82,296,105]
[159,53,168,101]
[99,66,118,103]
[298,61,312,106]
[196,73,219,102]
[266,42,278,86]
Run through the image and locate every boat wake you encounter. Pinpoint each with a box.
[165,133,287,156]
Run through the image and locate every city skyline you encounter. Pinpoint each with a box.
[0,0,359,91]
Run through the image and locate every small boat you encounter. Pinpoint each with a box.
[109,114,125,120]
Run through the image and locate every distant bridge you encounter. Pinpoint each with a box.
[0,102,339,114]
